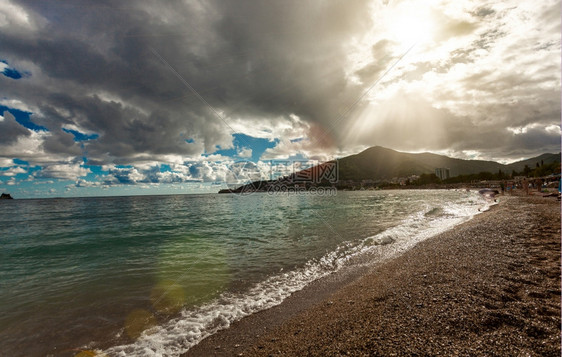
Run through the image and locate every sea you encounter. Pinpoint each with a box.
[0,190,494,356]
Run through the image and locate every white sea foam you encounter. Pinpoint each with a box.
[104,191,490,356]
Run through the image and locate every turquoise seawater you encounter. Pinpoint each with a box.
[0,190,492,356]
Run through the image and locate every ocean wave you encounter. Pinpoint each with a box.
[104,191,490,356]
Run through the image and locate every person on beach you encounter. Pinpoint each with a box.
[522,178,529,195]
[536,178,543,192]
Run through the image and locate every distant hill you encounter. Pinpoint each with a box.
[220,146,560,193]
[504,153,561,173]
[336,146,560,181]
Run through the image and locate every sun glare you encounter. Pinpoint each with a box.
[384,4,435,46]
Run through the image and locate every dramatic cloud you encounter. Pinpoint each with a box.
[0,111,30,144]
[343,0,561,160]
[0,0,559,197]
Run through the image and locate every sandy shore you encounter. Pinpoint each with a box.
[185,195,560,356]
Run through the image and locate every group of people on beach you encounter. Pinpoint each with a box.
[500,176,561,197]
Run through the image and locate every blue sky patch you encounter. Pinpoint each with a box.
[0,105,48,131]
[84,165,105,175]
[212,133,278,161]
[62,128,99,141]
[1,60,24,79]
[13,158,29,166]
[2,67,23,79]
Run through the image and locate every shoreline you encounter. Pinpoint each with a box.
[184,195,560,356]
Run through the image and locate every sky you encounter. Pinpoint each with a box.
[0,0,560,198]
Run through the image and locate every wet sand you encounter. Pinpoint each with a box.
[185,195,560,356]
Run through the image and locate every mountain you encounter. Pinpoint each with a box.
[336,146,560,181]
[220,146,560,193]
[504,153,561,173]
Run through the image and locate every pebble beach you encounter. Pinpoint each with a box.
[186,195,561,356]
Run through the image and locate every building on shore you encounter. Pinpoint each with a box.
[435,168,450,181]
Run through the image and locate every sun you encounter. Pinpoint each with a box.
[383,3,436,46]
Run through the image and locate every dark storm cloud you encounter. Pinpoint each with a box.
[0,111,31,145]
[33,93,208,162]
[1,0,373,165]
[41,129,82,157]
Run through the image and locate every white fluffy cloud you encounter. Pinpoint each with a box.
[0,166,26,176]
[238,147,253,158]
[36,164,91,180]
